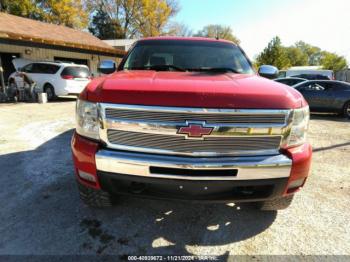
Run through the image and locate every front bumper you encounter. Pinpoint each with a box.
[72,133,312,202]
[95,150,292,181]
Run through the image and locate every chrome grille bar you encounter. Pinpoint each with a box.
[107,129,282,153]
[99,103,292,157]
[105,108,287,124]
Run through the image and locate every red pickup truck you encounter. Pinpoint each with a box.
[72,37,312,210]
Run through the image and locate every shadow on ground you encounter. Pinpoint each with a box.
[313,142,350,153]
[0,130,276,258]
[0,96,76,105]
[52,96,77,103]
[310,113,349,123]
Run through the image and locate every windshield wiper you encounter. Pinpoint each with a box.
[126,65,186,72]
[187,67,240,73]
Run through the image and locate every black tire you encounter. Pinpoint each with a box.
[256,195,294,211]
[78,182,115,208]
[343,101,350,119]
[44,84,56,101]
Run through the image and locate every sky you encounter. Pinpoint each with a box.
[175,0,350,63]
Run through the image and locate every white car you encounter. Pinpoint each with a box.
[8,59,91,100]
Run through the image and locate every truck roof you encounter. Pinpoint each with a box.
[140,36,237,45]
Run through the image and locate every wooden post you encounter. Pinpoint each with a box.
[0,55,5,94]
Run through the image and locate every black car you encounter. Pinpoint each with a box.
[293,80,350,118]
[291,74,331,80]
[274,77,307,86]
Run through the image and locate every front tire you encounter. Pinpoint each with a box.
[78,183,115,208]
[44,84,56,101]
[343,101,350,119]
[256,195,294,211]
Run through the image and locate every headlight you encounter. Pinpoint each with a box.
[286,106,310,147]
[76,99,99,140]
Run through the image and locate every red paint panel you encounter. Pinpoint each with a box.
[71,132,100,189]
[178,124,213,137]
[84,71,304,109]
[283,143,313,195]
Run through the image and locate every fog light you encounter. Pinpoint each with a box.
[287,178,306,191]
[78,170,96,183]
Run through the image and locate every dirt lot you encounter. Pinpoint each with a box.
[0,99,349,258]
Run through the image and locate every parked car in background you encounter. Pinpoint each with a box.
[293,80,350,118]
[286,66,334,80]
[290,74,330,80]
[274,77,307,86]
[8,59,91,100]
[277,70,286,78]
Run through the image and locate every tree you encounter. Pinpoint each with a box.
[86,0,179,38]
[89,4,121,39]
[194,24,240,44]
[285,46,308,66]
[256,37,348,71]
[255,36,290,69]
[0,0,43,20]
[294,41,322,65]
[164,22,193,36]
[38,0,88,29]
[0,0,88,29]
[134,0,173,36]
[320,51,347,71]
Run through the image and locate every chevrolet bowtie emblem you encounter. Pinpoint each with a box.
[177,124,213,138]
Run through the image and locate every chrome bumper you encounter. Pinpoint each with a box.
[95,150,292,181]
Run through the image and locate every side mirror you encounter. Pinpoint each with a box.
[98,60,117,74]
[258,65,279,79]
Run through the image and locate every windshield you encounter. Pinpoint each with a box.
[122,40,254,74]
[61,66,90,78]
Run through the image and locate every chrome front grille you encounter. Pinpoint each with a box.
[99,103,292,157]
[107,130,282,155]
[105,108,287,124]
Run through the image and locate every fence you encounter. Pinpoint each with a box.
[335,69,350,83]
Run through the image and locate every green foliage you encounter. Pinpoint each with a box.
[256,37,348,71]
[285,47,308,66]
[294,41,322,65]
[0,0,43,20]
[194,24,240,44]
[88,4,122,39]
[255,36,290,69]
[320,51,347,71]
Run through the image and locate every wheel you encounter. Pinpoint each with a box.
[256,195,294,211]
[44,84,56,101]
[78,182,115,208]
[343,101,350,119]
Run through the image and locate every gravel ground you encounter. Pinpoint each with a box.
[0,99,349,259]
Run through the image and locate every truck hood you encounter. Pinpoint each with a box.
[84,71,305,109]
